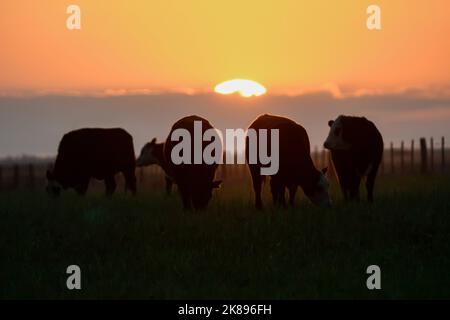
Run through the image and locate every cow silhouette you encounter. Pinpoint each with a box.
[46,128,136,196]
[136,138,174,195]
[246,114,331,209]
[164,115,222,210]
[324,115,383,202]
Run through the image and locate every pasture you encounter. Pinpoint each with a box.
[1,172,450,299]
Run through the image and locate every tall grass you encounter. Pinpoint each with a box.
[1,175,449,299]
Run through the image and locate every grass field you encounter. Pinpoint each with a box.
[1,175,450,299]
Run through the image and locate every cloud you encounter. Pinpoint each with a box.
[1,89,449,157]
[386,106,450,122]
[2,83,450,100]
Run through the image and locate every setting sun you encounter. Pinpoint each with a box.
[214,79,267,97]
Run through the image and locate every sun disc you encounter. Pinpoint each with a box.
[214,79,266,97]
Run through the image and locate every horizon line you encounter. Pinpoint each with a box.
[1,84,450,100]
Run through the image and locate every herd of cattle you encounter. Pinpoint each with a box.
[46,114,384,210]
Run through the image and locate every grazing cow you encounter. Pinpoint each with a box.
[46,128,137,196]
[136,138,174,195]
[164,115,222,210]
[324,115,383,202]
[246,114,331,209]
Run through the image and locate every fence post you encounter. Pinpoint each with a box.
[28,164,35,189]
[442,137,446,172]
[400,141,404,174]
[420,138,428,174]
[430,137,434,173]
[411,140,415,173]
[390,142,394,174]
[13,164,20,189]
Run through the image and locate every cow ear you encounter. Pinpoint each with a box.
[212,180,222,189]
[46,170,54,180]
[328,120,334,127]
[150,138,156,144]
[322,167,328,174]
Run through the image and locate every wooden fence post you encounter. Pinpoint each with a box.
[420,138,428,174]
[27,164,35,189]
[390,142,394,174]
[400,141,405,174]
[430,137,434,173]
[411,140,415,173]
[442,137,446,172]
[13,164,20,189]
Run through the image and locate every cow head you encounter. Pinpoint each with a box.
[136,138,158,167]
[46,169,61,197]
[324,116,351,150]
[304,168,332,208]
[191,180,222,210]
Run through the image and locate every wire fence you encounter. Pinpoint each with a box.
[0,136,448,192]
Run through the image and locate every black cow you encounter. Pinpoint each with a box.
[164,115,222,210]
[136,138,174,195]
[246,114,331,209]
[46,128,137,196]
[324,115,383,202]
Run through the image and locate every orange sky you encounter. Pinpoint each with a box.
[1,0,449,96]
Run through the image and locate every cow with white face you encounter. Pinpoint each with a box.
[136,138,159,166]
[324,115,383,202]
[324,116,352,150]
[136,138,174,195]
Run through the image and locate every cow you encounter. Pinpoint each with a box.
[323,115,383,202]
[46,128,137,196]
[246,114,331,210]
[163,115,222,210]
[136,138,174,195]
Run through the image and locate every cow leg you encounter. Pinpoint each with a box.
[288,185,297,206]
[105,175,117,196]
[338,170,360,202]
[75,178,89,196]
[280,187,287,207]
[124,169,137,195]
[349,175,361,202]
[178,183,192,211]
[338,177,350,202]
[249,165,263,210]
[335,168,351,202]
[270,178,285,207]
[165,176,173,195]
[341,187,349,201]
[254,177,263,210]
[349,188,359,201]
[269,179,278,205]
[181,194,191,210]
[366,165,379,203]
